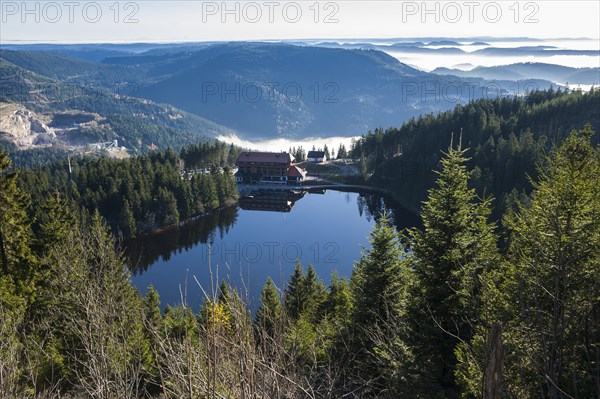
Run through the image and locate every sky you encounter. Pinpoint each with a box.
[1,1,599,43]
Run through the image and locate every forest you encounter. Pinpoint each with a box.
[13,140,240,240]
[1,117,598,398]
[350,88,600,216]
[0,57,230,154]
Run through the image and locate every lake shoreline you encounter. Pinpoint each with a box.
[132,203,239,239]
[130,182,416,245]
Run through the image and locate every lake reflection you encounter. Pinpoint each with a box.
[239,189,306,213]
[127,190,420,310]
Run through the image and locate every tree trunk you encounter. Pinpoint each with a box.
[484,321,504,399]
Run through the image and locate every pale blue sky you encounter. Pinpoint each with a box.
[1,1,599,43]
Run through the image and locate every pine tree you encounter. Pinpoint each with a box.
[406,141,499,397]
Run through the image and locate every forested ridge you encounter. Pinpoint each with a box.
[350,88,600,215]
[1,120,598,398]
[14,140,240,240]
[0,57,231,154]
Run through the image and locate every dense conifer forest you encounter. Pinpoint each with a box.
[13,140,240,240]
[0,89,599,398]
[350,88,600,216]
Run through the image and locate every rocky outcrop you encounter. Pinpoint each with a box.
[0,103,109,150]
[0,103,55,147]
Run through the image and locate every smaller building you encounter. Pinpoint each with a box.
[307,150,326,163]
[286,165,307,185]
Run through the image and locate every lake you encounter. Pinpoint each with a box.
[126,189,420,310]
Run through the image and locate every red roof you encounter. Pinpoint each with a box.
[287,165,307,178]
[236,152,295,165]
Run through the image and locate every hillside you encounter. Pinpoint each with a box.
[2,44,553,140]
[0,49,138,86]
[351,88,600,214]
[129,43,552,138]
[0,58,232,155]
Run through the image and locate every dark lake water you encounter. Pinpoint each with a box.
[126,189,420,310]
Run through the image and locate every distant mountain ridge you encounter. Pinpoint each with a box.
[432,62,600,85]
[1,42,557,140]
[102,43,551,138]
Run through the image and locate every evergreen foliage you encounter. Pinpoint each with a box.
[406,141,500,397]
[352,88,600,216]
[16,141,239,239]
[1,102,598,398]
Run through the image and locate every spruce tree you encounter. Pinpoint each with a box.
[324,272,352,323]
[119,198,137,238]
[37,192,76,255]
[351,212,405,328]
[256,278,282,338]
[283,263,326,323]
[284,262,305,320]
[301,265,327,322]
[0,151,31,397]
[500,126,599,398]
[359,152,368,179]
[0,151,37,299]
[349,212,411,393]
[144,284,162,331]
[407,141,499,397]
[47,210,151,396]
